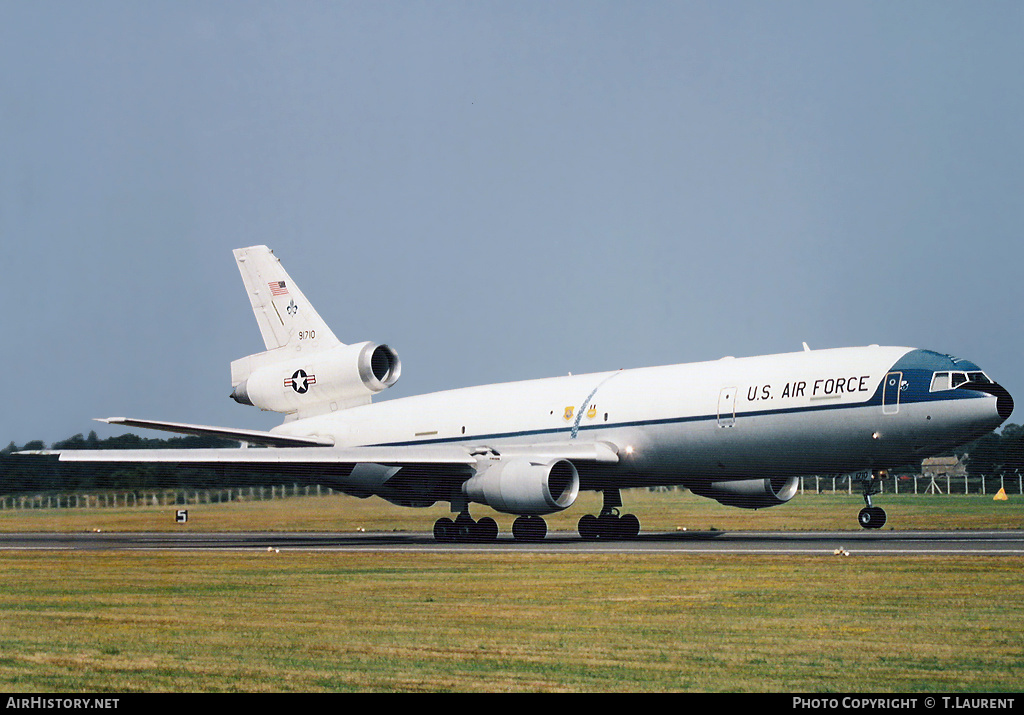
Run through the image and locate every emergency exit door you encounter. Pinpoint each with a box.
[882,372,903,415]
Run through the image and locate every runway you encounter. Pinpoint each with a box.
[3,530,1024,555]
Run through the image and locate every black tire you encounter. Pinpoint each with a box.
[433,517,455,541]
[597,513,620,539]
[858,506,886,529]
[578,514,599,540]
[454,513,476,540]
[512,516,529,540]
[475,516,499,541]
[619,513,640,539]
[530,516,547,540]
[513,515,546,541]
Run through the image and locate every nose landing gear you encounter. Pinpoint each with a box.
[857,470,887,529]
[858,505,887,529]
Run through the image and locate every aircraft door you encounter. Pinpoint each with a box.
[718,387,737,427]
[882,372,903,415]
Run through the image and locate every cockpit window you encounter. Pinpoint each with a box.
[932,370,992,391]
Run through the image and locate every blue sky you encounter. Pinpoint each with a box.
[2,2,1022,445]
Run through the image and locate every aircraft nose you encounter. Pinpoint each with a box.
[971,380,1015,422]
[995,383,1014,421]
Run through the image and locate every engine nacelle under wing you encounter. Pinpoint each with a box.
[463,458,580,516]
[231,341,401,414]
[690,476,799,509]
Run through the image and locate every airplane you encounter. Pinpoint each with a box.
[39,245,1014,540]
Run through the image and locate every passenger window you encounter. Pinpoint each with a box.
[930,372,950,392]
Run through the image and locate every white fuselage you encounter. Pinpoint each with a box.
[272,345,1004,491]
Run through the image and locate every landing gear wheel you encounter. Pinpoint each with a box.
[857,508,872,529]
[474,516,499,542]
[436,513,499,542]
[619,513,640,539]
[858,506,887,529]
[433,517,455,542]
[454,513,477,540]
[512,515,547,541]
[531,517,547,540]
[578,514,600,540]
[598,512,620,538]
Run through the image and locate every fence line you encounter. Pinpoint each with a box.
[0,484,339,511]
[798,473,1024,496]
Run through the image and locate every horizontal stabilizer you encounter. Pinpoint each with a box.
[95,417,334,448]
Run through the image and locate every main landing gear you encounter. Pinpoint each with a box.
[433,489,644,543]
[577,489,641,540]
[433,513,499,542]
[432,512,548,542]
[857,470,887,530]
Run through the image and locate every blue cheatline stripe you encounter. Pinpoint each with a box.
[371,389,989,449]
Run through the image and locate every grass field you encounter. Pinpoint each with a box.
[1,552,1022,692]
[0,491,1022,692]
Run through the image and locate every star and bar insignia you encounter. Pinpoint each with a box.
[284,369,316,394]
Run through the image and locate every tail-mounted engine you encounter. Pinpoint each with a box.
[231,341,401,416]
[463,458,580,516]
[690,476,799,509]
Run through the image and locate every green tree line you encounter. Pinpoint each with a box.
[0,431,259,494]
[962,423,1024,479]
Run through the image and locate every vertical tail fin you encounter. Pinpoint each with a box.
[230,246,401,418]
[233,245,341,351]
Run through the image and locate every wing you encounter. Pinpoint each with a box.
[23,440,619,506]
[41,440,619,467]
[45,444,475,466]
